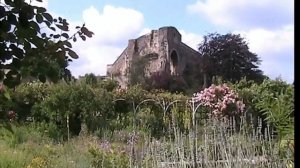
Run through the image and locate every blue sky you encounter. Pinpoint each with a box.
[32,0,294,83]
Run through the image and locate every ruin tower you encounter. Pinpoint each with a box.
[107,26,201,88]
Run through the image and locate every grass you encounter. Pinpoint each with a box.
[88,116,293,168]
[0,124,93,168]
[0,116,293,168]
[136,118,283,167]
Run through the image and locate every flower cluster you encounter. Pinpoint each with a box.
[99,139,132,156]
[99,140,112,152]
[127,131,140,146]
[192,84,245,119]
[114,130,140,145]
[115,130,128,142]
[26,157,48,168]
[7,110,16,121]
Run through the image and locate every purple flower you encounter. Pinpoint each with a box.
[100,140,112,152]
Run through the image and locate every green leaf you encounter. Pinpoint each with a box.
[37,7,46,13]
[9,44,24,59]
[53,34,60,39]
[29,21,40,33]
[4,0,12,5]
[42,13,53,22]
[81,27,94,37]
[12,58,21,68]
[68,50,79,59]
[41,33,46,38]
[56,24,69,31]
[50,27,56,31]
[4,91,11,100]
[61,33,69,39]
[36,14,43,23]
[7,13,17,25]
[23,41,31,50]
[80,35,86,41]
[3,70,21,88]
[2,122,13,133]
[19,11,30,28]
[0,71,4,80]
[63,41,72,48]
[38,74,46,83]
[0,6,5,19]
[44,20,51,27]
[0,20,11,32]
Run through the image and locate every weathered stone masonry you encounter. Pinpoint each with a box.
[107,26,201,88]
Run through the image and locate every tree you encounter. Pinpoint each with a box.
[0,0,94,88]
[84,73,98,86]
[198,33,265,86]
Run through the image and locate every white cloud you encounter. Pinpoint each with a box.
[25,0,48,7]
[68,5,145,77]
[137,28,203,50]
[138,28,152,36]
[67,2,293,83]
[81,5,144,46]
[187,0,294,83]
[187,0,293,29]
[67,4,205,78]
[235,25,294,83]
[179,30,203,50]
[70,45,123,76]
[235,25,293,55]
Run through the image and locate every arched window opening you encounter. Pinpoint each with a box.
[170,51,179,75]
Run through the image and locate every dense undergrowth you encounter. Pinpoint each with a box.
[0,77,294,167]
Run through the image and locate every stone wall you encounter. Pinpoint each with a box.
[107,26,201,88]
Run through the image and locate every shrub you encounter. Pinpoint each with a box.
[192,83,245,120]
[233,78,294,139]
[11,81,50,122]
[232,78,294,164]
[99,79,119,92]
[89,144,130,168]
[0,84,14,121]
[26,157,49,168]
[32,82,116,137]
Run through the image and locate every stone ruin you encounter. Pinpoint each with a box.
[107,26,201,88]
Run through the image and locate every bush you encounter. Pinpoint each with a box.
[233,78,294,139]
[11,81,50,122]
[192,83,245,120]
[31,82,116,138]
[89,144,130,168]
[99,79,119,92]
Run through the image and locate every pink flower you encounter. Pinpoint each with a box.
[192,84,245,119]
[7,111,16,121]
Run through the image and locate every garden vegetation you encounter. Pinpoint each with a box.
[0,0,294,167]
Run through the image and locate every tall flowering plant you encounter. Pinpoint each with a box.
[192,84,245,119]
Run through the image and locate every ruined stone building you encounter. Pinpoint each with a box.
[107,26,201,88]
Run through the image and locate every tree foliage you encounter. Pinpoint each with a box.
[198,33,265,86]
[32,82,115,136]
[0,0,94,87]
[233,78,294,139]
[83,73,98,86]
